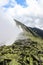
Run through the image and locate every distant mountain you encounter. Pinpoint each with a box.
[14,19,39,37]
[14,19,43,38]
[30,27,43,38]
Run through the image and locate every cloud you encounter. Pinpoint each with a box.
[26,0,41,15]
[3,0,16,8]
[0,9,22,45]
[2,0,43,17]
[0,0,43,29]
[0,0,43,45]
[0,0,8,6]
[1,0,43,16]
[37,0,43,7]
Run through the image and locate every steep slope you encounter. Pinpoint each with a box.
[14,19,39,37]
[0,19,43,65]
[30,27,43,38]
[0,38,43,65]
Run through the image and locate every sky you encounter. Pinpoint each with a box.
[0,0,43,45]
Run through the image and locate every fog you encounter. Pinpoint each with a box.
[0,12,22,46]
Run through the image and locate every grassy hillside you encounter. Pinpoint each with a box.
[0,34,43,65]
[0,20,43,65]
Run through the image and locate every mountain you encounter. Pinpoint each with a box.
[14,19,43,38]
[0,19,43,65]
[14,19,39,37]
[30,27,43,38]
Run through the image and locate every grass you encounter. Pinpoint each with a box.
[0,31,43,65]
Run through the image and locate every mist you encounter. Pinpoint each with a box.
[0,11,22,46]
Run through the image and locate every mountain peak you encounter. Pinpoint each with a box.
[14,19,39,37]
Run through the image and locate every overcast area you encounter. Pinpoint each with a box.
[0,0,43,45]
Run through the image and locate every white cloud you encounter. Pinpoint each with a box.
[0,9,22,45]
[26,0,43,16]
[38,0,43,7]
[1,0,43,16]
[1,0,43,17]
[0,0,8,6]
[4,1,43,30]
[0,0,43,45]
[0,0,43,29]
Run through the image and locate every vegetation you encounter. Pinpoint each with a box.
[0,19,43,65]
[0,36,43,65]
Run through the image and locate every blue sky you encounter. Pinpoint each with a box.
[3,0,27,8]
[16,0,27,7]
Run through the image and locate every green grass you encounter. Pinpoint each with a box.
[0,31,43,65]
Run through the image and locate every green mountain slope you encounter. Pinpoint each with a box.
[0,19,43,65]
